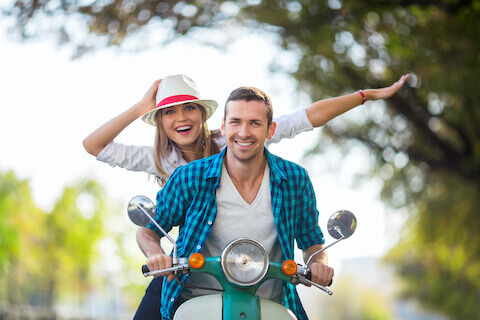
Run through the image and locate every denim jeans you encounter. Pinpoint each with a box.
[133,277,186,320]
[133,277,163,320]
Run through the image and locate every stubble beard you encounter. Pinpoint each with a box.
[228,136,263,163]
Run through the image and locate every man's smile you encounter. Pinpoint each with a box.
[235,140,254,147]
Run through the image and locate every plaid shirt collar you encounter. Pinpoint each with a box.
[204,146,287,186]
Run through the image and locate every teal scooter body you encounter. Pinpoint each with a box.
[174,257,296,320]
[174,258,294,320]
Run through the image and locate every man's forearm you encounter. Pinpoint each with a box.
[136,226,166,258]
[303,244,333,286]
[303,244,328,266]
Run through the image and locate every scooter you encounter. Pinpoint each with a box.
[127,195,357,320]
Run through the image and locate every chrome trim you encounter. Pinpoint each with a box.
[220,238,269,287]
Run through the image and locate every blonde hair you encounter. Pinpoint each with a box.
[153,105,220,186]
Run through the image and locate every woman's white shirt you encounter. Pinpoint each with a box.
[96,108,313,178]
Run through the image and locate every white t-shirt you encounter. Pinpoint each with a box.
[181,163,283,303]
[96,108,313,177]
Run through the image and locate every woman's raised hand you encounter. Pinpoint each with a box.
[136,79,162,116]
[366,74,410,101]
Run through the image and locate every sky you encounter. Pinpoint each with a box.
[0,21,406,279]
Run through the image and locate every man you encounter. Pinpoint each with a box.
[137,87,334,320]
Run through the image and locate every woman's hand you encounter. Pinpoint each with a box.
[365,74,410,101]
[135,79,162,116]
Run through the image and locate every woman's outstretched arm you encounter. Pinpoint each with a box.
[83,79,161,156]
[305,74,409,127]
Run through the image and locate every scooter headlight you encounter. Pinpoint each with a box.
[221,238,269,287]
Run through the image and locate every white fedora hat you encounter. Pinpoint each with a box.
[142,74,218,126]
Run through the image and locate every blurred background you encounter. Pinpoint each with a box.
[0,0,478,319]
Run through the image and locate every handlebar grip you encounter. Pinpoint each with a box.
[142,264,150,274]
[305,270,333,286]
[306,270,311,280]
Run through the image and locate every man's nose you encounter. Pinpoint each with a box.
[238,123,249,137]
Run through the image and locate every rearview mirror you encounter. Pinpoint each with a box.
[327,210,357,240]
[127,195,156,227]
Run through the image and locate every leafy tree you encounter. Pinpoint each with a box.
[2,0,235,57]
[0,172,108,307]
[0,171,45,304]
[2,0,480,317]
[40,179,107,307]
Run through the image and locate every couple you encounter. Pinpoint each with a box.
[83,74,409,319]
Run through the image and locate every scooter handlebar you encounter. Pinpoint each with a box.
[141,264,190,277]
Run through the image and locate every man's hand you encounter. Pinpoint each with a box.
[146,252,175,282]
[303,244,334,286]
[137,227,176,281]
[309,261,334,287]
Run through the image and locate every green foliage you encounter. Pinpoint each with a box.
[0,171,45,303]
[0,171,108,306]
[360,291,393,320]
[40,179,107,306]
[387,173,480,319]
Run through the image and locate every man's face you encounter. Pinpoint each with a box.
[221,99,276,163]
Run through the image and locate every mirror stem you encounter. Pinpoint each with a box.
[305,236,345,267]
[138,203,178,265]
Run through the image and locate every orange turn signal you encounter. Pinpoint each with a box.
[189,253,205,269]
[281,260,298,276]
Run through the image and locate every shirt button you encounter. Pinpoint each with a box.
[170,298,175,302]
[207,221,212,225]
[197,245,202,250]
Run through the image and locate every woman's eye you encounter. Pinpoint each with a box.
[185,105,196,111]
[164,109,174,115]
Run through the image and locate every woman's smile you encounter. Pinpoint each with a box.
[175,125,194,135]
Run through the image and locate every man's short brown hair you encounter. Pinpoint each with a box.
[224,87,273,127]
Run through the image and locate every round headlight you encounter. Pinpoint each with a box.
[221,238,269,287]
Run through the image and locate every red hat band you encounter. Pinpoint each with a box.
[156,94,199,109]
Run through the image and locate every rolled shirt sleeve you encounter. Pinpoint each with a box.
[267,108,313,146]
[96,142,158,175]
[295,170,325,250]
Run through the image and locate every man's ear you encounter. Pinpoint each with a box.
[220,118,226,136]
[266,121,276,140]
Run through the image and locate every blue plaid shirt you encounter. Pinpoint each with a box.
[148,147,325,320]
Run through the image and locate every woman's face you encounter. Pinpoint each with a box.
[160,103,204,151]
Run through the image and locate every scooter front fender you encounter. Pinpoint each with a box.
[173,294,297,320]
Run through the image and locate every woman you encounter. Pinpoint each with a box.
[83,73,409,319]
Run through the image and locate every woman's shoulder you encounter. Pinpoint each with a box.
[211,129,226,150]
